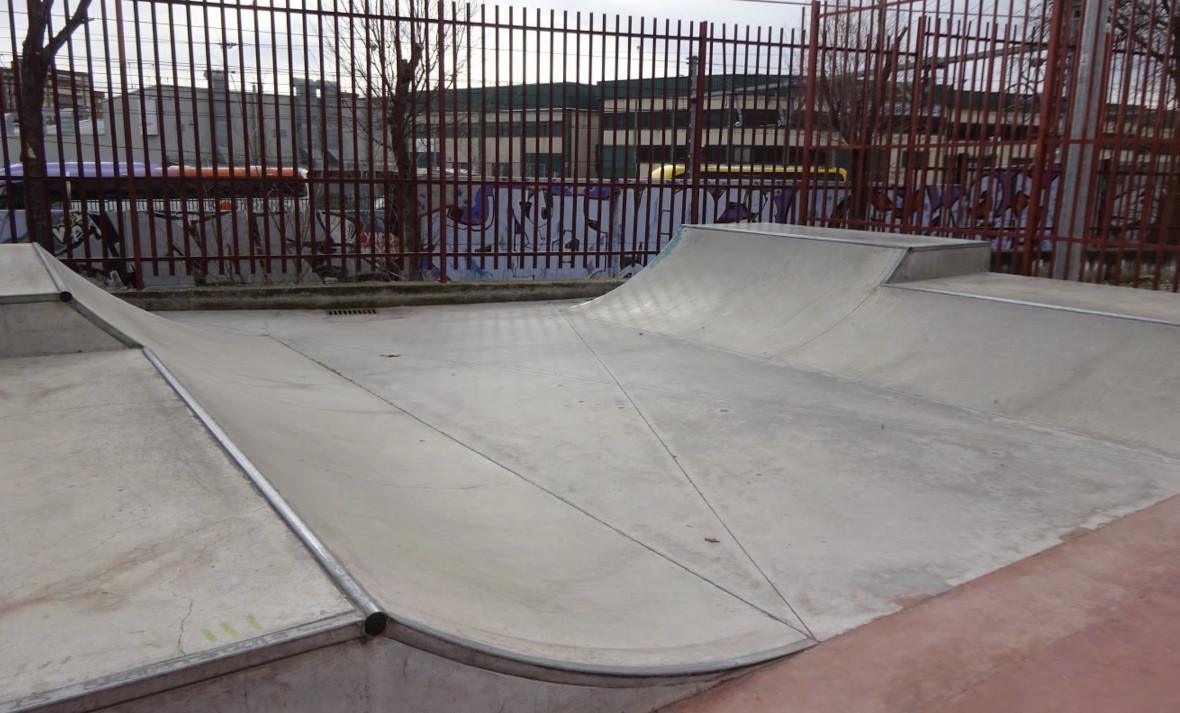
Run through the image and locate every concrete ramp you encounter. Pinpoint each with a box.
[575,224,988,356]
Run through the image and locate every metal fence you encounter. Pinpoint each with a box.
[2,0,1177,290]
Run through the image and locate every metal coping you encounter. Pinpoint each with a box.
[688,223,986,250]
[894,283,1180,328]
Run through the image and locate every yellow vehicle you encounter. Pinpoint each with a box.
[648,164,848,182]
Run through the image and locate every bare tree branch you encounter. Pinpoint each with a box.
[44,0,93,59]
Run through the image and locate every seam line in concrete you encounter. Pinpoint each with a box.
[555,308,817,641]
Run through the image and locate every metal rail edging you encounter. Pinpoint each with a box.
[141,348,389,637]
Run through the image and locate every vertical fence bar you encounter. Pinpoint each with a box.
[436,0,448,283]
[689,22,708,224]
[113,0,145,288]
[1021,0,1067,275]
[901,15,927,233]
[799,2,821,226]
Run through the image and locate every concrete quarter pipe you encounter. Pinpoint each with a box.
[2,224,1179,712]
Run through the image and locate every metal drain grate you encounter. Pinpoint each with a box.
[326,308,377,316]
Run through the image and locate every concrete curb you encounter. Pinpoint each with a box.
[112,279,624,311]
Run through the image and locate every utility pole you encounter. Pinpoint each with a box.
[1054,0,1110,279]
[219,42,237,88]
[209,41,237,164]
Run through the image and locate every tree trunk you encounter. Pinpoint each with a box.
[16,52,56,252]
[386,109,422,280]
[386,48,423,280]
[846,146,872,227]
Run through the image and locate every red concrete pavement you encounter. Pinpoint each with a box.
[666,495,1180,713]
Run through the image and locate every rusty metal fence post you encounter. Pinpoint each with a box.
[689,22,708,225]
[1022,0,1068,276]
[799,1,821,227]
[112,0,145,289]
[436,0,449,283]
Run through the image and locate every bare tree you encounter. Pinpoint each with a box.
[814,2,910,223]
[17,0,93,250]
[330,0,470,278]
[1113,0,1180,246]
[1022,0,1180,99]
[1020,0,1180,245]
[1113,0,1180,97]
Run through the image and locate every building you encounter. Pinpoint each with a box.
[599,74,848,180]
[0,60,104,119]
[412,82,600,179]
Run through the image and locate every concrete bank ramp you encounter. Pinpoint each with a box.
[576,224,988,356]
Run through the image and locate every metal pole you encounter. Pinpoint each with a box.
[799,1,821,226]
[686,51,699,179]
[1021,0,1067,276]
[689,24,708,223]
[436,0,448,282]
[1053,0,1110,279]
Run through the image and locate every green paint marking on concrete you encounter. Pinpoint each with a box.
[220,622,239,637]
[247,614,262,630]
[647,225,684,270]
[201,628,217,643]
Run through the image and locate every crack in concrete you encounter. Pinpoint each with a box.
[176,597,196,655]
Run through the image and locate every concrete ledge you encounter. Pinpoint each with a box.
[112,279,624,311]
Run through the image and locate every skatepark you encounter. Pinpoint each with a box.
[3,223,1180,712]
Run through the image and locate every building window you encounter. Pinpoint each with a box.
[903,151,928,170]
[524,152,564,177]
[698,146,755,165]
[635,145,686,163]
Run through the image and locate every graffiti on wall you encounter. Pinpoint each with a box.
[424,168,1073,279]
[1,167,1166,285]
